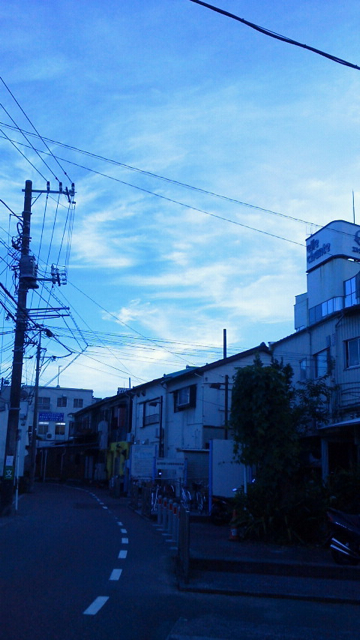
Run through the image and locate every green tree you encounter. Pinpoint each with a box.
[231,355,300,491]
[230,357,336,543]
[294,377,333,434]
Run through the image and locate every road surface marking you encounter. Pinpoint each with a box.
[121,528,127,533]
[118,550,128,559]
[122,537,129,544]
[109,569,123,581]
[117,521,123,526]
[83,596,109,615]
[102,506,108,510]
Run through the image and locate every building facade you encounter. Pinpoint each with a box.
[0,384,95,484]
[130,345,271,485]
[272,220,360,476]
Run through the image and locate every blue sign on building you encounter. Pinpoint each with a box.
[38,412,65,422]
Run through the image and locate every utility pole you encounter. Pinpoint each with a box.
[223,329,229,439]
[28,332,41,493]
[1,180,33,515]
[0,180,74,515]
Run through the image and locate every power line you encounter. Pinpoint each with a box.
[67,280,196,366]
[6,135,357,247]
[0,77,73,184]
[1,136,304,247]
[0,121,319,230]
[0,125,48,181]
[189,0,360,71]
[0,105,58,183]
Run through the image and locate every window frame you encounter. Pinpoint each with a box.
[173,385,197,412]
[314,349,330,378]
[345,337,360,368]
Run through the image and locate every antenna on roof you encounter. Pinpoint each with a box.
[352,191,356,224]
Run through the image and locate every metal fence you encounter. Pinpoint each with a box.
[128,479,190,583]
[176,506,190,583]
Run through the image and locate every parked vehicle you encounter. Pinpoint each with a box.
[327,507,360,565]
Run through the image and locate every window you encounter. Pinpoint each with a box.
[73,398,83,408]
[314,349,330,378]
[37,422,49,435]
[142,400,161,427]
[299,358,307,381]
[309,297,343,325]
[344,273,360,308]
[57,396,67,407]
[38,396,50,409]
[346,338,360,368]
[174,385,196,412]
[55,422,66,435]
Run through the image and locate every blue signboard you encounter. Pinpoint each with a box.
[38,412,65,422]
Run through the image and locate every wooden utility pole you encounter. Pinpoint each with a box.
[1,180,33,515]
[28,331,41,493]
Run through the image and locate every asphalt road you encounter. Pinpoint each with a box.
[0,483,359,640]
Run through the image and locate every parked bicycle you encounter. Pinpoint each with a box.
[180,485,192,510]
[192,481,207,513]
[150,483,162,513]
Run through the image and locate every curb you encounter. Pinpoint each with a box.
[178,573,360,605]
[190,553,360,580]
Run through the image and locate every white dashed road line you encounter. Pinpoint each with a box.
[82,491,130,615]
[109,569,123,581]
[83,596,109,615]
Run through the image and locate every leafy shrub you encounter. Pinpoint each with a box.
[326,468,360,513]
[232,476,329,545]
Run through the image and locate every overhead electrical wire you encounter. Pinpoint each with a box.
[189,0,360,71]
[0,103,59,183]
[0,125,48,181]
[48,284,144,380]
[6,134,357,247]
[0,135,306,248]
[67,280,196,367]
[0,122,319,230]
[1,82,354,386]
[0,76,73,185]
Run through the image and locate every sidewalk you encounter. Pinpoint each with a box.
[177,516,360,604]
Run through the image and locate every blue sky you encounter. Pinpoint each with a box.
[0,0,359,397]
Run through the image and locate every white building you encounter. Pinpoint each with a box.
[0,384,95,480]
[24,385,95,444]
[130,344,271,484]
[272,220,360,477]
